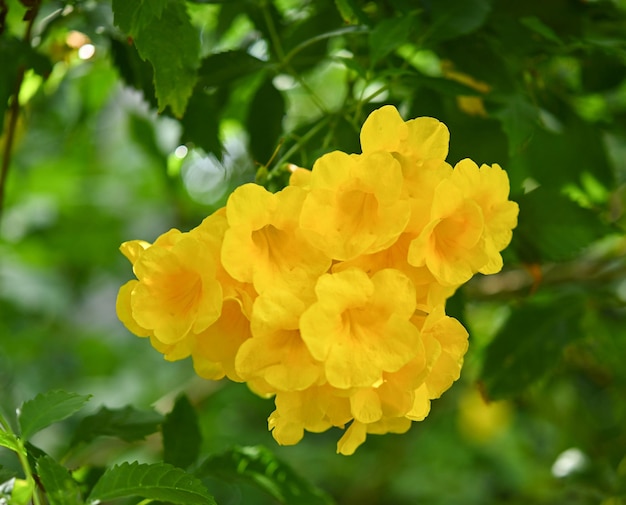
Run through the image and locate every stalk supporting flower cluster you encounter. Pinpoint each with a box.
[116,105,519,455]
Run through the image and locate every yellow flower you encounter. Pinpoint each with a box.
[236,281,323,391]
[414,306,469,399]
[300,268,420,389]
[337,417,412,456]
[360,104,450,162]
[450,159,519,274]
[299,151,411,261]
[269,385,352,446]
[407,178,488,286]
[221,183,331,293]
[117,229,223,347]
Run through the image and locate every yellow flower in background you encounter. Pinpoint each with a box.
[300,268,420,389]
[299,150,411,261]
[116,103,518,455]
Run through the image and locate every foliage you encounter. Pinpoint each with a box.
[1,0,626,503]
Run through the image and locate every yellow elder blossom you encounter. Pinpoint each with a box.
[116,103,518,455]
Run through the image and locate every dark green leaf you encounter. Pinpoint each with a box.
[481,293,587,400]
[246,77,285,165]
[196,445,334,505]
[112,0,200,116]
[71,406,163,446]
[87,462,216,505]
[180,90,223,155]
[18,391,91,440]
[369,15,415,63]
[512,188,614,263]
[162,395,202,469]
[197,50,266,88]
[520,16,563,45]
[36,456,82,505]
[492,94,540,156]
[0,466,17,484]
[428,0,492,43]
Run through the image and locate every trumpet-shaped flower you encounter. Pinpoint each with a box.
[360,104,450,162]
[450,159,519,274]
[299,151,411,261]
[236,282,323,391]
[300,268,420,389]
[222,183,331,293]
[407,178,488,286]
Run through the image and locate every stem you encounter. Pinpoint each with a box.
[272,116,330,170]
[16,438,43,505]
[0,1,40,225]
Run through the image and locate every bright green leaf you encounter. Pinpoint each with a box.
[196,445,335,505]
[36,456,83,505]
[0,431,19,453]
[87,462,216,505]
[71,406,163,447]
[246,77,285,165]
[162,395,202,469]
[369,15,415,63]
[18,391,91,441]
[481,293,586,400]
[334,0,369,25]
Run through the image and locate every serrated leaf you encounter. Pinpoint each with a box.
[196,445,334,505]
[36,456,82,505]
[71,406,163,447]
[87,462,216,505]
[18,391,91,441]
[481,294,586,400]
[112,0,200,116]
[369,15,415,63]
[492,94,540,156]
[0,431,19,452]
[197,50,266,88]
[162,395,201,469]
[246,77,285,165]
[512,188,614,263]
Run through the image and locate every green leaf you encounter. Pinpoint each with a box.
[36,456,83,505]
[369,15,415,63]
[481,293,586,400]
[246,77,285,165]
[87,462,216,505]
[71,406,163,446]
[0,36,52,135]
[18,391,91,440]
[492,94,540,156]
[512,187,614,263]
[196,445,334,505]
[162,395,202,469]
[0,430,19,452]
[180,89,223,155]
[334,0,369,25]
[112,0,200,116]
[428,0,492,42]
[197,50,266,88]
[520,16,563,45]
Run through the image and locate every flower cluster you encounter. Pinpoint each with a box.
[117,105,519,455]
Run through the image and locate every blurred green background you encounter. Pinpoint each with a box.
[2,0,626,503]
